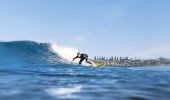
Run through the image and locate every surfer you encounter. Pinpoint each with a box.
[72,52,92,65]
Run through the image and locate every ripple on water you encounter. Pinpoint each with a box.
[45,85,82,99]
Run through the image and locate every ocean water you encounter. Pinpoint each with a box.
[0,41,170,100]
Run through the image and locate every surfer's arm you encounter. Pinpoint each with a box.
[72,56,78,61]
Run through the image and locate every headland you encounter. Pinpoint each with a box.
[92,56,170,67]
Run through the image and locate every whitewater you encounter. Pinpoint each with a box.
[0,41,170,100]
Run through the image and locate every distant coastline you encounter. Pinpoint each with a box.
[92,57,170,67]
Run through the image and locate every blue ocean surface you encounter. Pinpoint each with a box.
[0,41,170,100]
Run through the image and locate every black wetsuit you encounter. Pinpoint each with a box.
[73,54,92,64]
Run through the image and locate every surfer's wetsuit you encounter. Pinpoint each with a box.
[73,53,92,64]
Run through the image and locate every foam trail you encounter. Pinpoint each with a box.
[51,43,79,61]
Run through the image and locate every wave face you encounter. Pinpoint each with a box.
[0,41,66,67]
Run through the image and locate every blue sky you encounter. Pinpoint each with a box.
[0,0,170,58]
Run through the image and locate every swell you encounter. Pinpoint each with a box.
[0,41,66,67]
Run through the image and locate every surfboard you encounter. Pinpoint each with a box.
[70,60,104,67]
[69,62,104,67]
[92,63,104,67]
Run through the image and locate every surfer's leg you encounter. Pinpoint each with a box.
[87,61,92,64]
[79,58,85,64]
[84,55,92,64]
[85,55,88,62]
